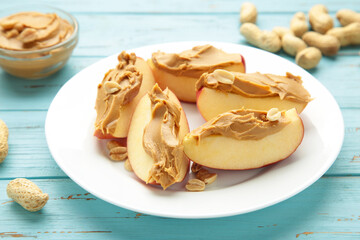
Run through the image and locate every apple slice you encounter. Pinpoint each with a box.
[148,45,246,103]
[197,88,308,121]
[196,70,311,121]
[94,56,156,139]
[148,60,245,103]
[183,108,304,170]
[127,85,190,188]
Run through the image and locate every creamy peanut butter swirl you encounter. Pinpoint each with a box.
[190,108,290,142]
[196,70,312,103]
[151,44,244,78]
[95,52,142,135]
[143,85,185,189]
[0,12,73,51]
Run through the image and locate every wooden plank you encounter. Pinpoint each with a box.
[71,13,358,57]
[0,57,99,110]
[2,0,360,13]
[0,177,360,239]
[327,109,360,175]
[0,111,64,178]
[0,0,357,237]
[0,108,358,178]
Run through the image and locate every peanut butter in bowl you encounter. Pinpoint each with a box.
[0,12,74,51]
[0,5,78,79]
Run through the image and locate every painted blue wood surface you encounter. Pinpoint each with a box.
[0,0,360,239]
[1,177,360,239]
[3,0,360,13]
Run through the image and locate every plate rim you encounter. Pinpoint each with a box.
[45,41,345,219]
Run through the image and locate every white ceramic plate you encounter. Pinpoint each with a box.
[46,41,344,219]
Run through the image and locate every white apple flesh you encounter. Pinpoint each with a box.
[183,108,304,170]
[127,89,190,185]
[197,87,308,121]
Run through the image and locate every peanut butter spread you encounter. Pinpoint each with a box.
[95,52,142,135]
[190,109,290,142]
[143,85,185,189]
[151,44,244,78]
[0,12,73,51]
[196,70,312,103]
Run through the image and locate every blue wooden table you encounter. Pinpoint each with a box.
[1,0,359,239]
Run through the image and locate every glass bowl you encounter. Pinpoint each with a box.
[0,5,79,79]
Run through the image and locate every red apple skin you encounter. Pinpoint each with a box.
[184,118,304,171]
[241,54,246,73]
[94,129,127,142]
[94,129,113,139]
[196,87,208,120]
[93,129,126,140]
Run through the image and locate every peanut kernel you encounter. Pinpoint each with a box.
[185,179,205,192]
[196,169,217,185]
[107,140,127,161]
[191,162,203,173]
[213,69,235,84]
[267,108,281,121]
[104,81,121,94]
